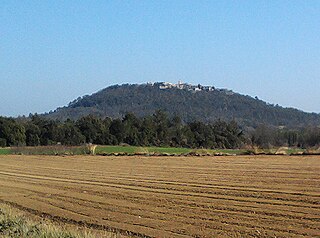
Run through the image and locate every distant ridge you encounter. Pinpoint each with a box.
[45,82,320,128]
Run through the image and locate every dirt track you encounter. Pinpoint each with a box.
[0,155,319,237]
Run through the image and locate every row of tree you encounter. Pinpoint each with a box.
[250,124,320,148]
[1,111,243,149]
[1,111,319,149]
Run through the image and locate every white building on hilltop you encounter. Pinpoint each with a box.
[157,81,216,92]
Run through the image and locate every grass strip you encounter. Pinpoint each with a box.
[0,148,11,155]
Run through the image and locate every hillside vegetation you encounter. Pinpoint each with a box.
[1,83,320,149]
[46,83,320,127]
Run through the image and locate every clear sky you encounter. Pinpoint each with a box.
[1,0,319,116]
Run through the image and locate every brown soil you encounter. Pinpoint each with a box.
[0,155,319,238]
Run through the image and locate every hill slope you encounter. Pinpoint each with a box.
[46,83,320,127]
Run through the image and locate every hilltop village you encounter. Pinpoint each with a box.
[147,81,234,95]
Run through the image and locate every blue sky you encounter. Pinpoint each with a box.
[1,0,319,116]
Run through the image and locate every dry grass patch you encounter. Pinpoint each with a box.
[0,204,122,238]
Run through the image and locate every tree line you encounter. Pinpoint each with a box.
[250,124,320,149]
[0,111,243,149]
[0,111,319,149]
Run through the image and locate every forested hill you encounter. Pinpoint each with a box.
[46,83,320,127]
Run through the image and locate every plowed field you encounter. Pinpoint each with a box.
[0,155,319,237]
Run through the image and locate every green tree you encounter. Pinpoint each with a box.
[76,115,106,144]
[0,117,26,146]
[152,110,170,146]
[55,120,85,146]
[123,113,141,145]
[25,123,41,146]
[109,119,125,144]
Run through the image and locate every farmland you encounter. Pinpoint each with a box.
[0,155,319,237]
